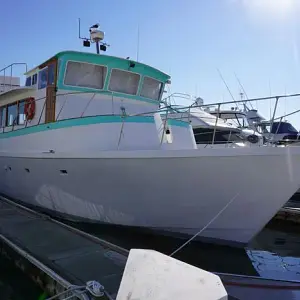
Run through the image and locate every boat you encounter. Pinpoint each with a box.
[1,24,300,247]
[207,103,300,146]
[161,99,263,148]
[219,272,300,300]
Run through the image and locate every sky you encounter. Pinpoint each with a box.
[1,0,300,127]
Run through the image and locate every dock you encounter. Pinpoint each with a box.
[1,195,300,300]
[0,196,128,299]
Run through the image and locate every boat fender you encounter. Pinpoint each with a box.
[247,134,259,144]
[24,97,36,120]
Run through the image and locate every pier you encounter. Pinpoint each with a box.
[1,194,300,300]
[0,195,128,299]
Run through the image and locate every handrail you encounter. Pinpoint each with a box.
[0,63,28,74]
[0,63,28,94]
[1,88,300,148]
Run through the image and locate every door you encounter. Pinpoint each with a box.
[45,61,57,123]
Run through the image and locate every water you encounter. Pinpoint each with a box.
[2,217,300,299]
[0,257,43,300]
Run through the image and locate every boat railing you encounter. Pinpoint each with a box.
[0,63,28,93]
[159,92,300,146]
[2,90,300,147]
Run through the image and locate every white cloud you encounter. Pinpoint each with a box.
[231,0,295,20]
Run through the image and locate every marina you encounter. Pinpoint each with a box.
[1,1,300,299]
[1,23,300,249]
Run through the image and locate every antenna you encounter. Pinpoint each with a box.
[217,68,237,107]
[284,86,287,121]
[136,24,140,62]
[234,72,253,109]
[78,18,110,54]
[269,80,272,120]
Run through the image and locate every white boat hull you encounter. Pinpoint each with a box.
[1,147,300,246]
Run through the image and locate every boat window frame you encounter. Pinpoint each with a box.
[38,66,49,90]
[25,76,32,87]
[17,100,26,125]
[193,127,245,144]
[63,60,108,91]
[140,75,164,101]
[1,100,28,128]
[6,102,18,127]
[32,73,38,86]
[0,106,5,128]
[107,68,141,96]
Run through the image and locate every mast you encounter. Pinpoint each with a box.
[78,19,110,54]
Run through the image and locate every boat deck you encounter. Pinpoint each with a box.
[0,197,127,299]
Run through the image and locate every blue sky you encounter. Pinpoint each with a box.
[1,0,300,126]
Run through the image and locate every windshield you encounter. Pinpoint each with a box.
[271,122,298,134]
[256,123,270,134]
[193,128,244,144]
[223,115,249,128]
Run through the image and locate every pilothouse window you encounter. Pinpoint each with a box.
[64,61,107,89]
[38,68,48,89]
[48,64,55,85]
[140,76,163,100]
[108,69,140,95]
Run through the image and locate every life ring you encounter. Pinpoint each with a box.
[24,97,36,120]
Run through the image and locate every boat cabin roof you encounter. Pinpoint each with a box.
[25,50,170,83]
[165,107,238,130]
[209,110,247,119]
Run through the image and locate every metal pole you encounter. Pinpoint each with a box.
[268,96,279,142]
[96,41,100,54]
[212,104,220,145]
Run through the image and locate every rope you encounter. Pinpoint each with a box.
[45,280,105,300]
[169,192,240,257]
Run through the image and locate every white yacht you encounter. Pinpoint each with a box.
[163,104,263,148]
[208,105,300,145]
[1,26,300,247]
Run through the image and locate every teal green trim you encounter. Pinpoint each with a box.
[55,51,169,105]
[56,51,170,81]
[167,119,190,128]
[0,115,155,139]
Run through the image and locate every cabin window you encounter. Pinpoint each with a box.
[0,107,5,127]
[32,74,38,85]
[25,76,32,87]
[48,63,55,85]
[108,69,140,95]
[193,128,244,144]
[18,101,26,125]
[38,67,48,89]
[140,77,163,100]
[6,104,18,126]
[64,61,107,89]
